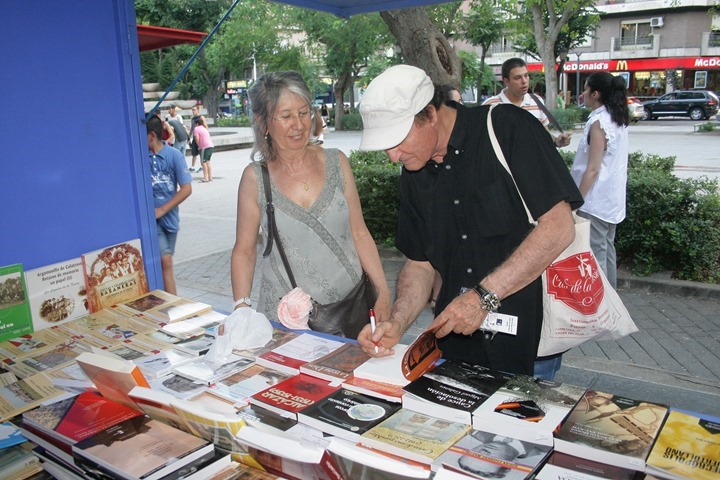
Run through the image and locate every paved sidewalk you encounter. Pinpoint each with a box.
[176,247,720,417]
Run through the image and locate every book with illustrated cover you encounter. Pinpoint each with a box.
[24,257,89,331]
[554,389,669,471]
[81,239,149,313]
[353,329,441,387]
[535,451,644,480]
[298,388,402,442]
[112,289,180,318]
[0,328,66,359]
[342,376,406,403]
[249,373,340,420]
[72,416,215,480]
[0,264,33,343]
[161,310,226,339]
[432,428,552,480]
[0,443,43,480]
[402,359,512,425]
[645,408,720,480]
[234,328,300,359]
[60,310,155,342]
[471,373,586,446]
[133,348,197,379]
[147,373,208,400]
[209,364,292,405]
[327,437,432,480]
[237,404,299,434]
[255,333,345,376]
[172,334,216,356]
[0,420,27,449]
[171,396,249,454]
[75,351,150,409]
[0,372,65,423]
[22,391,144,446]
[173,353,255,385]
[299,342,370,383]
[359,408,471,465]
[3,337,93,378]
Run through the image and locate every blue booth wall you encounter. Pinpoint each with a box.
[1,0,161,288]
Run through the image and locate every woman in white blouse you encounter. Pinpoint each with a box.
[570,72,629,288]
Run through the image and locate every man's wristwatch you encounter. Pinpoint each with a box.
[233,297,252,309]
[472,283,501,312]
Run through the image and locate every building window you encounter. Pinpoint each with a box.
[620,21,653,47]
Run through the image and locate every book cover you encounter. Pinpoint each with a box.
[113,289,180,317]
[233,328,300,359]
[432,428,552,480]
[554,389,669,471]
[299,343,370,383]
[0,420,27,449]
[255,333,344,375]
[72,416,215,480]
[471,373,586,446]
[535,451,644,480]
[645,408,720,480]
[60,311,154,342]
[249,373,340,420]
[127,386,189,432]
[145,298,214,324]
[75,351,151,409]
[327,437,432,480]
[0,328,66,359]
[353,329,441,387]
[3,337,93,378]
[172,334,217,356]
[237,404,299,434]
[172,354,255,385]
[0,264,33,343]
[147,374,209,401]
[133,348,197,380]
[342,376,406,403]
[0,443,42,479]
[22,391,144,445]
[171,397,248,454]
[209,364,292,405]
[161,310,226,339]
[298,388,402,442]
[402,359,512,425]
[24,257,89,331]
[81,239,149,313]
[359,408,471,465]
[0,372,65,423]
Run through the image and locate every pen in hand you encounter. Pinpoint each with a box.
[369,309,378,353]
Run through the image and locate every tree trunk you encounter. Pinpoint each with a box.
[380,8,462,87]
[333,71,350,131]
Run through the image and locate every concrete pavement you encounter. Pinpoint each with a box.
[174,124,720,418]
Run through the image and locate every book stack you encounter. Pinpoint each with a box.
[256,333,345,375]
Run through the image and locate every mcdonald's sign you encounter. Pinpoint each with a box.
[616,60,628,71]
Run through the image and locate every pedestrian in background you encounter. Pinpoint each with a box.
[570,72,629,288]
[189,105,208,172]
[193,118,214,183]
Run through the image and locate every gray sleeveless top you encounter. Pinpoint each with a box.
[252,148,362,319]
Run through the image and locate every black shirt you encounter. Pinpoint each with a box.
[396,103,583,375]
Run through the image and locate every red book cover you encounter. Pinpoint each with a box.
[249,374,340,419]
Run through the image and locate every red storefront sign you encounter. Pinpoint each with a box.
[527,56,720,72]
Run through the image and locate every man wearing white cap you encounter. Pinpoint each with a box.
[356,65,583,379]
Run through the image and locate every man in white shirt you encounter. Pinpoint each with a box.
[483,58,571,148]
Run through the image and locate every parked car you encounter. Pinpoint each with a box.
[642,90,719,121]
[628,97,645,122]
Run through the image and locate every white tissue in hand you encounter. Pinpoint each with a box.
[204,307,272,364]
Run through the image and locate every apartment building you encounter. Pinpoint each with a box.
[485,0,720,100]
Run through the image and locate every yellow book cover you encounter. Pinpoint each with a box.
[646,408,720,480]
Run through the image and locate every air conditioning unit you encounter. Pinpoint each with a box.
[651,17,664,28]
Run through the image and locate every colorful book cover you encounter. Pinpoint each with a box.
[342,376,406,403]
[24,257,89,331]
[81,239,149,313]
[209,364,292,405]
[3,337,93,378]
[249,373,340,419]
[360,408,471,465]
[433,428,552,480]
[0,328,66,359]
[0,372,65,423]
[298,388,402,442]
[645,408,720,480]
[299,342,370,382]
[255,333,344,375]
[0,264,33,343]
[0,421,27,449]
[554,389,668,471]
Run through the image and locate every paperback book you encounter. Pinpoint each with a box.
[554,389,669,471]
[299,342,370,383]
[298,388,402,442]
[172,334,216,356]
[249,373,340,419]
[471,373,586,446]
[359,408,471,465]
[432,428,552,480]
[0,372,65,422]
[0,420,26,449]
[81,239,149,313]
[75,351,151,409]
[172,353,255,385]
[24,257,89,331]
[0,443,43,480]
[342,376,406,403]
[327,437,432,480]
[3,337,93,378]
[60,311,154,342]
[209,364,292,405]
[255,333,344,375]
[0,328,66,359]
[402,359,512,425]
[161,310,226,339]
[127,386,189,432]
[0,263,33,343]
[237,404,299,434]
[172,396,248,453]
[353,329,441,387]
[645,408,720,480]
[147,373,209,401]
[117,290,213,325]
[535,451,644,480]
[133,348,197,379]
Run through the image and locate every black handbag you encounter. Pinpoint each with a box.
[260,164,376,338]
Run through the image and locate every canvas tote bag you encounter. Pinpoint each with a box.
[485,104,638,356]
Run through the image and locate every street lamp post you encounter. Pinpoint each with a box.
[576,52,582,104]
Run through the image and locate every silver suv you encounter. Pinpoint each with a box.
[642,90,719,121]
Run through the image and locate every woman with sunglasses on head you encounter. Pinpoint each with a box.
[570,72,630,288]
[230,71,391,335]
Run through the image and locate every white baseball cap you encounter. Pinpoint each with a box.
[359,65,434,151]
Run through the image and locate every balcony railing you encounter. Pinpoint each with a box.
[613,36,654,51]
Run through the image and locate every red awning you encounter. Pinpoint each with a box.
[137,25,206,51]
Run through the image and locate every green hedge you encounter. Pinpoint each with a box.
[351,148,720,283]
[215,116,251,127]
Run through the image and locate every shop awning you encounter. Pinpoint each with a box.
[271,0,455,18]
[137,25,206,51]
